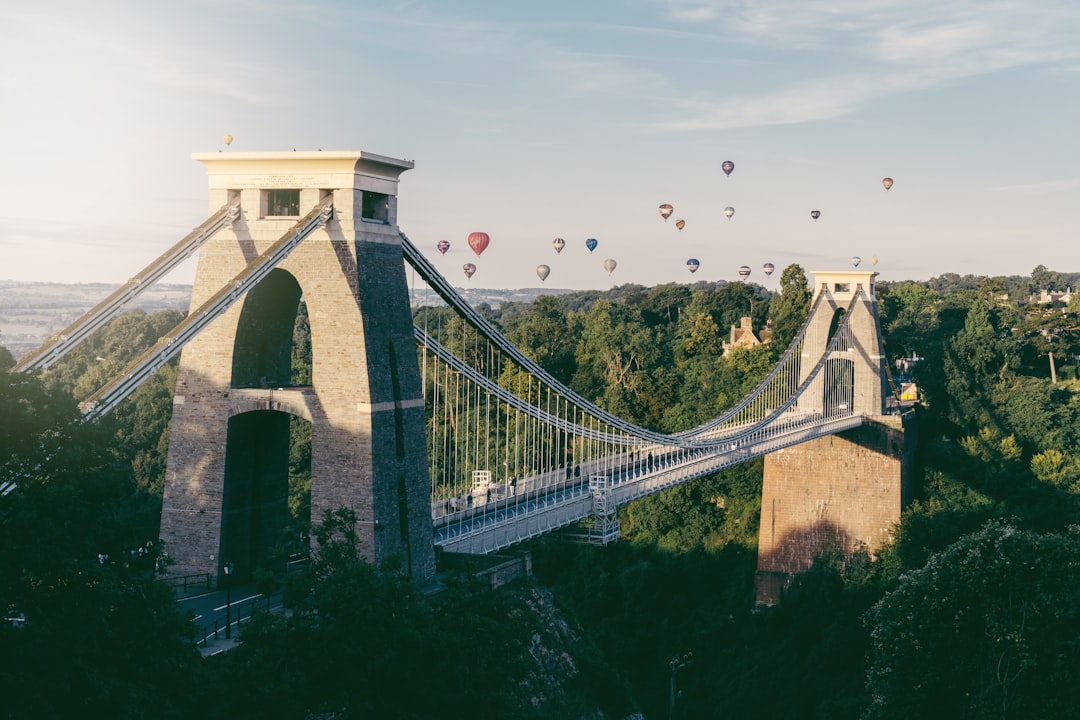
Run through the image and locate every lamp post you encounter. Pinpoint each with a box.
[223,561,234,640]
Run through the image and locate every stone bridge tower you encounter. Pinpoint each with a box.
[159,151,435,583]
[757,270,915,605]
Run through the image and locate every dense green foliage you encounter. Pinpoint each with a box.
[4,263,1080,718]
[0,365,203,719]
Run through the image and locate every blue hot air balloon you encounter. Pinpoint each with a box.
[686,258,700,274]
[585,238,598,253]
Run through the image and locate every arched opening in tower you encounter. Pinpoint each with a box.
[231,269,308,389]
[219,269,313,580]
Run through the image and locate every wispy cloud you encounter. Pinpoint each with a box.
[651,0,1080,129]
[1,7,278,105]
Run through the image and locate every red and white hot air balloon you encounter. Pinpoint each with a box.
[467,231,490,257]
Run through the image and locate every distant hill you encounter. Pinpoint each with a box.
[0,280,576,360]
[0,281,193,360]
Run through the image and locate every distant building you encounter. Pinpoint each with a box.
[1029,288,1073,306]
[723,317,770,356]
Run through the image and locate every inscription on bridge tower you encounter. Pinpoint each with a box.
[159,151,435,583]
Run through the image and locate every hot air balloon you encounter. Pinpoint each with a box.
[536,264,550,282]
[437,240,450,255]
[851,256,862,268]
[603,258,617,276]
[724,206,735,220]
[463,263,476,279]
[675,219,686,231]
[552,237,565,254]
[882,177,894,191]
[585,238,598,253]
[763,262,775,277]
[871,255,879,265]
[722,160,735,176]
[659,204,674,221]
[467,232,490,257]
[738,265,751,280]
[810,209,821,221]
[224,134,233,147]
[687,258,700,274]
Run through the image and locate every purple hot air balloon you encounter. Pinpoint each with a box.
[738,265,751,280]
[722,160,735,176]
[437,239,450,255]
[762,262,775,277]
[463,263,476,280]
[810,210,821,221]
[552,237,565,254]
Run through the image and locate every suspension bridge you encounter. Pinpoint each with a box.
[13,150,912,601]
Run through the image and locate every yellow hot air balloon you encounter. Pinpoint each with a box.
[224,134,233,147]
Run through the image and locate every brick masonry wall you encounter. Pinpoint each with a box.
[161,182,435,583]
[756,413,915,605]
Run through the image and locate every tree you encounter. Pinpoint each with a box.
[1030,264,1064,294]
[768,264,812,351]
[0,344,13,372]
[0,367,203,719]
[505,294,577,384]
[878,281,939,360]
[942,297,1015,432]
[864,521,1080,719]
[207,508,573,720]
[572,299,667,426]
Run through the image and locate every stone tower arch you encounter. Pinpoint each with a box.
[159,151,434,583]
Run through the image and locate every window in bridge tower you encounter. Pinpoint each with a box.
[361,190,390,224]
[264,189,300,217]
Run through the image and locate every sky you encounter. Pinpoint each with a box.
[2,0,1079,292]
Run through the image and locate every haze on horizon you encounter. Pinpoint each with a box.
[2,1,1078,292]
